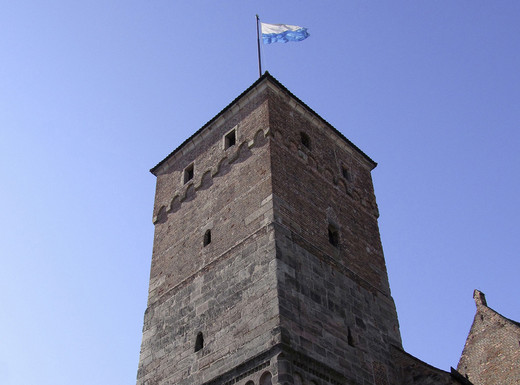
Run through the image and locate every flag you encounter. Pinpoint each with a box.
[261,23,309,44]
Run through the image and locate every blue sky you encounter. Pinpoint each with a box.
[1,1,519,384]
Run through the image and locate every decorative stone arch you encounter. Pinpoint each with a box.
[234,141,252,164]
[198,170,213,191]
[325,206,338,223]
[272,128,283,142]
[168,194,181,213]
[341,164,352,182]
[336,179,348,195]
[153,205,167,224]
[307,153,317,169]
[288,138,298,153]
[252,129,267,148]
[323,167,334,184]
[259,371,272,385]
[183,183,196,202]
[215,156,231,177]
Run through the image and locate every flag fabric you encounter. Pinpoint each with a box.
[261,23,309,44]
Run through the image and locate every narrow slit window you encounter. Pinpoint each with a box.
[348,327,355,347]
[203,229,211,247]
[195,332,204,352]
[328,224,339,247]
[225,129,236,149]
[184,163,194,184]
[300,132,311,149]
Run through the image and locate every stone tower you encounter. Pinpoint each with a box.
[137,73,456,385]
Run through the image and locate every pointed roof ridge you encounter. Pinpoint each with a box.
[150,72,376,175]
[473,289,487,307]
[473,289,520,328]
[487,306,520,328]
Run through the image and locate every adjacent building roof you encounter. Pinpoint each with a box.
[457,290,520,385]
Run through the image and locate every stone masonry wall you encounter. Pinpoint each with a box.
[137,85,283,385]
[267,86,402,384]
[137,229,280,385]
[137,74,468,385]
[149,85,272,299]
[267,88,390,296]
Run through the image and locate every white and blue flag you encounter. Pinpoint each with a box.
[261,23,309,44]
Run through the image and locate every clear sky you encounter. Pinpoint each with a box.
[1,2,519,384]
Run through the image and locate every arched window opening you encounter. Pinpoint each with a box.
[203,229,211,247]
[259,371,272,385]
[328,224,339,247]
[195,332,204,352]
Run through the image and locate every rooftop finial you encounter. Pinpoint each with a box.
[473,289,487,307]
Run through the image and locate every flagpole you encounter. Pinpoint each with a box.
[256,15,262,77]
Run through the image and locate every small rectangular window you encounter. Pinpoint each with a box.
[225,129,236,149]
[184,163,194,184]
[300,132,311,149]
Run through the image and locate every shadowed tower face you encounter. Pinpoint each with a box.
[136,74,402,385]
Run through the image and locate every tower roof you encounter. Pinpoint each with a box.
[151,72,376,175]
